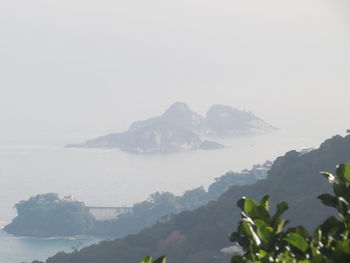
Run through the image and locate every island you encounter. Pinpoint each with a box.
[66,102,276,154]
[4,193,95,237]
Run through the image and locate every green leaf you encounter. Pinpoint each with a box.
[257,225,274,247]
[311,254,328,263]
[140,256,152,263]
[241,220,254,237]
[231,255,244,263]
[258,249,268,258]
[275,218,289,234]
[284,233,309,253]
[318,194,338,208]
[259,195,270,211]
[336,164,346,182]
[338,197,349,216]
[240,197,274,222]
[344,162,350,182]
[332,240,350,263]
[243,198,257,217]
[237,198,245,210]
[333,183,350,202]
[153,256,167,263]
[275,202,289,218]
[251,206,270,221]
[254,219,268,231]
[287,226,309,239]
[336,163,350,183]
[320,216,344,236]
[242,221,261,246]
[271,202,289,225]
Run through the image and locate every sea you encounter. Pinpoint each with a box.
[0,126,346,263]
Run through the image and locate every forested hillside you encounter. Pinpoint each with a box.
[91,161,269,237]
[44,135,350,263]
[5,162,268,238]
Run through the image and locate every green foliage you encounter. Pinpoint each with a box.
[5,193,95,237]
[230,162,350,263]
[140,256,167,263]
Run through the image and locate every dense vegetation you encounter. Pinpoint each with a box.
[91,162,270,237]
[41,134,350,263]
[140,162,350,263]
[231,162,350,262]
[4,193,95,237]
[5,163,268,239]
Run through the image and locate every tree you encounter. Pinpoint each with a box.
[6,193,95,237]
[230,162,350,263]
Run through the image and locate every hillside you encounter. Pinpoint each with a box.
[90,161,270,238]
[5,163,269,238]
[43,134,350,263]
[66,102,274,154]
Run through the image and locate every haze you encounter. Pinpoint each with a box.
[1,0,349,145]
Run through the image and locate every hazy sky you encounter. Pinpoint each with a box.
[1,0,349,144]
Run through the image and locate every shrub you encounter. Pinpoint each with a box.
[230,162,350,263]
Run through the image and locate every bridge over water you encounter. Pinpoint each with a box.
[87,206,132,221]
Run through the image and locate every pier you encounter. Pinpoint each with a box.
[87,206,132,221]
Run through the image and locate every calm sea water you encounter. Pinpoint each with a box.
[0,127,344,263]
[0,229,103,263]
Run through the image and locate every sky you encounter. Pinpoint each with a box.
[0,0,350,145]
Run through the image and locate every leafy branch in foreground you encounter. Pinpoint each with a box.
[231,162,350,263]
[140,256,167,263]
